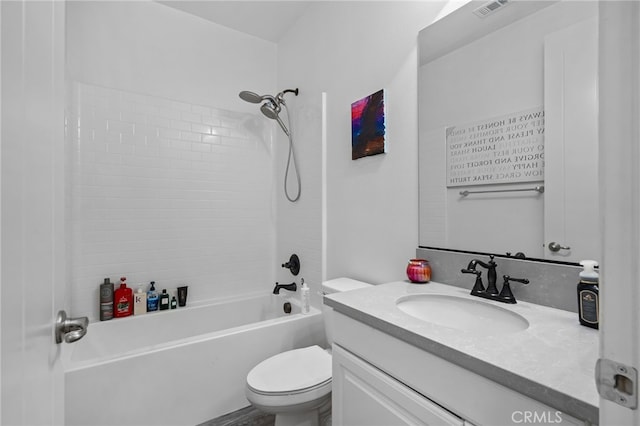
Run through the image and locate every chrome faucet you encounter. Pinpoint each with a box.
[273,281,297,294]
[461,255,529,303]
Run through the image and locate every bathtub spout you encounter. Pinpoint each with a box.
[273,281,297,294]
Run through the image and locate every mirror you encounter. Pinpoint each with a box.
[418,0,599,263]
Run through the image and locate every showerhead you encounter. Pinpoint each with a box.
[260,101,280,120]
[240,88,301,202]
[239,88,299,137]
[261,102,290,136]
[239,91,265,104]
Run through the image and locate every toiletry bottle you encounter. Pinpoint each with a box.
[134,286,147,316]
[99,278,114,321]
[147,281,159,312]
[177,285,188,307]
[170,296,177,310]
[300,278,310,315]
[577,260,599,329]
[159,289,170,311]
[114,277,133,318]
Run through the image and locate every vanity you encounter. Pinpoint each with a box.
[325,281,598,426]
[324,1,602,423]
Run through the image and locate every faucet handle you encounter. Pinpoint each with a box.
[281,254,300,276]
[504,275,529,285]
[461,268,485,295]
[498,275,530,304]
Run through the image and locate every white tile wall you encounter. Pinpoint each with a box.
[68,82,276,321]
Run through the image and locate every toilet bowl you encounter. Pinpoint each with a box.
[245,278,372,426]
[246,345,332,425]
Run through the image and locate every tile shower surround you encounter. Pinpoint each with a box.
[68,83,275,321]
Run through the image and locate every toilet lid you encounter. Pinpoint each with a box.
[247,345,332,393]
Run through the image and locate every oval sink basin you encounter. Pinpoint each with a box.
[396,294,529,335]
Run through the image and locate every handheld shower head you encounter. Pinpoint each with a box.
[261,102,290,136]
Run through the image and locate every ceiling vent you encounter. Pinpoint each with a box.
[473,0,510,18]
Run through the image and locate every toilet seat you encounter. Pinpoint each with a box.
[247,345,332,395]
[245,345,333,414]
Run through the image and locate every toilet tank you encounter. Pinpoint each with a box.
[321,278,372,346]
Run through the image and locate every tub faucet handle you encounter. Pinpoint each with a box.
[281,254,300,276]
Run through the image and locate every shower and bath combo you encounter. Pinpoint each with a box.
[239,88,301,202]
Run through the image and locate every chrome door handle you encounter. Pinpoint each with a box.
[55,310,89,344]
[548,242,571,252]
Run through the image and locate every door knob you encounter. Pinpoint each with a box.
[55,310,89,344]
[548,242,571,252]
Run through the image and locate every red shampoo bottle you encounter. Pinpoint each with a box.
[114,276,133,318]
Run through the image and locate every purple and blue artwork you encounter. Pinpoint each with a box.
[351,89,386,160]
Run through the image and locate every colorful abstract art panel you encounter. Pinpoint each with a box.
[351,89,386,160]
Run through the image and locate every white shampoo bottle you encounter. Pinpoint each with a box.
[300,278,310,315]
[134,286,147,315]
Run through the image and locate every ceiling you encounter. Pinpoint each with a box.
[158,1,311,43]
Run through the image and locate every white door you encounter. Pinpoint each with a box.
[598,2,640,425]
[1,1,67,424]
[543,17,599,263]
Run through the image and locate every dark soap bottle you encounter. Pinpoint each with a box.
[577,260,599,329]
[170,296,177,309]
[159,289,170,311]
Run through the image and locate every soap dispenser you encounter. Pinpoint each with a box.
[577,260,599,329]
[147,281,159,312]
[114,277,133,318]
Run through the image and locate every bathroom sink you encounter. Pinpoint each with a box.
[396,294,529,335]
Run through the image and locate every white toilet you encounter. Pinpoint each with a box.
[245,278,372,426]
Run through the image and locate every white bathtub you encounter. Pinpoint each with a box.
[63,291,325,426]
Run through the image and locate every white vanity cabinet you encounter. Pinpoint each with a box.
[331,311,586,426]
[332,344,467,426]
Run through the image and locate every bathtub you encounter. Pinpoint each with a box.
[63,291,325,426]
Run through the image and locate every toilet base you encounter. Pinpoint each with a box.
[274,397,331,426]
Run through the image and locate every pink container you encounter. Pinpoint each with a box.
[406,259,431,283]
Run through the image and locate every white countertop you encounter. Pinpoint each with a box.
[325,281,599,423]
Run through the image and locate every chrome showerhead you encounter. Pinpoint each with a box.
[239,91,265,104]
[240,88,301,202]
[239,88,298,137]
[260,101,280,120]
[261,101,290,136]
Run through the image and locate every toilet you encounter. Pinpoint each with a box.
[245,278,372,426]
